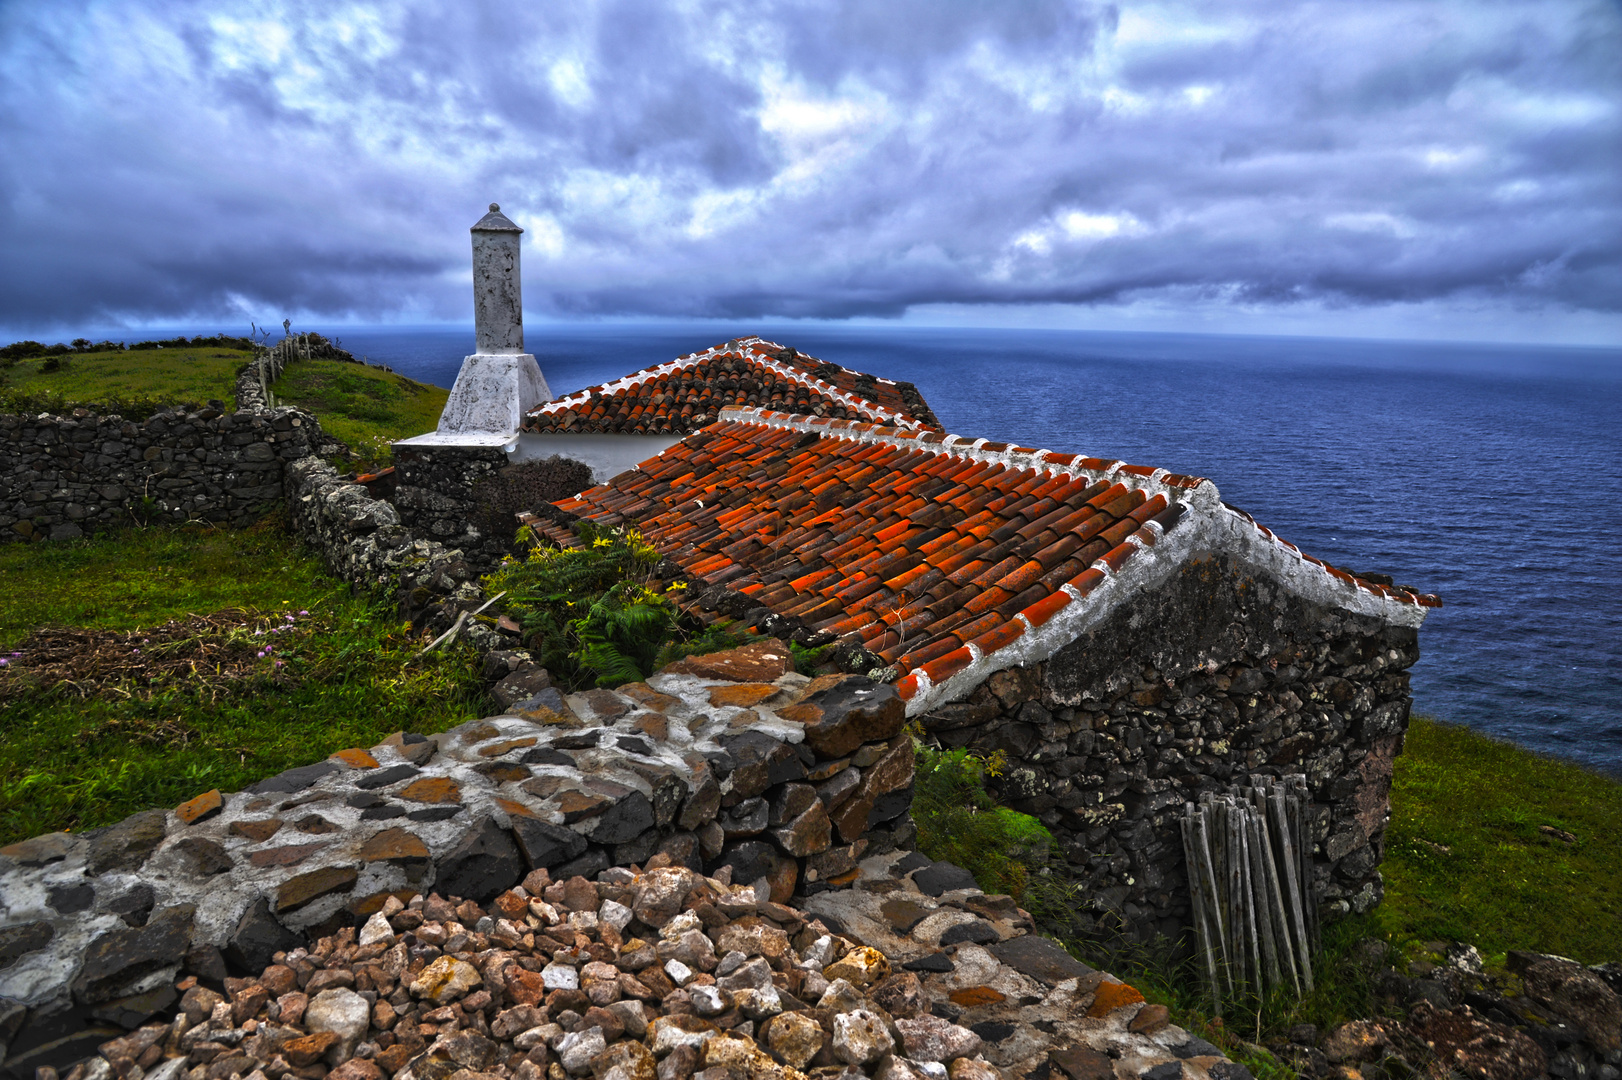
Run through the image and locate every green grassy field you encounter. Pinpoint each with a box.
[1376,716,1622,963]
[0,345,253,406]
[267,359,447,466]
[0,520,486,846]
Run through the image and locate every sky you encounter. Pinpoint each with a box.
[1,0,1619,344]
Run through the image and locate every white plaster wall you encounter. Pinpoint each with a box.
[509,433,684,484]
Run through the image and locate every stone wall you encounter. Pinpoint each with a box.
[920,554,1418,945]
[1,406,326,542]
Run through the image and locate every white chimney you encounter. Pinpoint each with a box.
[398,203,551,448]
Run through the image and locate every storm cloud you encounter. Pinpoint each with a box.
[1,0,1618,333]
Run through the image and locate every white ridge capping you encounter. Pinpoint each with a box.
[529,335,923,429]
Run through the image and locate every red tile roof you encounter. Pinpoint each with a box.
[522,337,940,435]
[547,407,1440,714]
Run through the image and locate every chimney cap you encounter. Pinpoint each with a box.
[472,203,523,233]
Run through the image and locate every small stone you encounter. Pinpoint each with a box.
[948,987,1005,1009]
[939,921,999,948]
[558,1027,608,1075]
[305,988,372,1064]
[411,956,483,1003]
[544,960,582,990]
[592,1040,657,1080]
[948,1060,1002,1080]
[763,1011,825,1069]
[358,911,395,946]
[331,749,381,769]
[175,789,223,825]
[1087,981,1146,1016]
[707,684,781,708]
[870,972,928,1019]
[660,640,793,682]
[283,1030,340,1066]
[357,827,430,867]
[249,841,329,868]
[666,959,695,986]
[819,978,867,1014]
[833,1009,895,1066]
[173,837,232,875]
[1322,1021,1389,1064]
[690,985,730,1017]
[649,1015,720,1056]
[897,1017,983,1064]
[825,946,890,987]
[903,955,955,974]
[86,809,169,874]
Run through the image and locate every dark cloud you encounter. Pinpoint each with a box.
[0,0,1617,333]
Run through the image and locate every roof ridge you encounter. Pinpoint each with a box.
[529,337,924,428]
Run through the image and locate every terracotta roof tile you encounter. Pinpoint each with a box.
[523,336,940,435]
[543,407,1440,707]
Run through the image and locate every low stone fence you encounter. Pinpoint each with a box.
[1,406,328,542]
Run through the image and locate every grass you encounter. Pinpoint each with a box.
[0,346,254,408]
[1374,716,1622,964]
[267,359,447,466]
[0,518,487,846]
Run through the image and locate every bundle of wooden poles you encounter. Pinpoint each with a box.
[1179,774,1320,1014]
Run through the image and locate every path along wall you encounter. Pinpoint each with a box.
[921,553,1417,944]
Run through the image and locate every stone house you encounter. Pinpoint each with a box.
[524,404,1441,942]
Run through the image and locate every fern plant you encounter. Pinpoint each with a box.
[485,523,684,690]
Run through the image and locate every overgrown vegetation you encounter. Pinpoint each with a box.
[0,519,485,846]
[484,523,691,690]
[266,358,447,467]
[912,741,1055,900]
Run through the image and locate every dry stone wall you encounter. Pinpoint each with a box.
[921,554,1418,945]
[0,407,325,541]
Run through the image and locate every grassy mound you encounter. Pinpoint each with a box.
[267,358,447,465]
[0,520,485,846]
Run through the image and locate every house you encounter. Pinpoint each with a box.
[530,404,1441,942]
[509,335,941,483]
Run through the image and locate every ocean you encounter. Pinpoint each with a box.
[100,323,1622,777]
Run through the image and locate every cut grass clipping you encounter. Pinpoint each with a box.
[0,519,486,846]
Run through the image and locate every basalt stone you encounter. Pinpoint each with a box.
[106,883,157,926]
[72,903,195,1004]
[90,983,178,1030]
[989,936,1095,987]
[554,730,602,750]
[0,921,55,969]
[938,921,1000,947]
[910,861,978,898]
[777,675,905,759]
[360,804,407,821]
[630,763,690,828]
[829,737,915,844]
[721,798,769,839]
[276,865,359,913]
[434,817,525,903]
[47,882,96,913]
[492,665,553,711]
[352,764,421,790]
[408,806,462,823]
[555,847,610,881]
[903,954,955,974]
[0,831,78,867]
[250,761,340,794]
[720,731,805,795]
[521,746,576,767]
[86,808,169,875]
[582,791,657,845]
[895,852,934,875]
[677,770,722,831]
[712,840,783,887]
[511,815,590,869]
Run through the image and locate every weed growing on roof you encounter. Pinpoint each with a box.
[0,520,485,846]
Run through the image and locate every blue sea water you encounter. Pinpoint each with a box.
[93,322,1622,777]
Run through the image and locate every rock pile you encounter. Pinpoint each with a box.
[58,848,1251,1080]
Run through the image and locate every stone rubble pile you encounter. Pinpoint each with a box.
[59,848,1252,1080]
